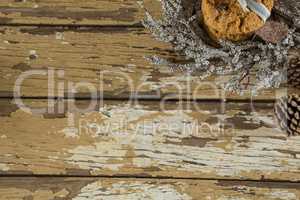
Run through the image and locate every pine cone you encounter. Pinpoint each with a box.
[287,56,300,89]
[275,94,300,136]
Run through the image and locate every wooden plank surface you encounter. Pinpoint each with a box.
[1,0,299,196]
[1,99,300,181]
[0,177,300,200]
[0,0,162,26]
[0,26,292,100]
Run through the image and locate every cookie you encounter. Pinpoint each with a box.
[202,0,274,41]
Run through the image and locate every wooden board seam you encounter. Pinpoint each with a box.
[0,174,299,184]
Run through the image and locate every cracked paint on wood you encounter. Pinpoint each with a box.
[0,99,300,181]
[1,0,299,196]
[0,178,299,200]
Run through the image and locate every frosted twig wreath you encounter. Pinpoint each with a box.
[140,0,299,95]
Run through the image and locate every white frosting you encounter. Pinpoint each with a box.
[237,0,271,22]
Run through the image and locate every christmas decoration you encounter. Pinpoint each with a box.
[140,0,299,136]
[238,0,274,22]
[275,94,300,136]
[274,0,300,29]
[275,50,299,137]
[287,51,300,89]
[238,0,272,22]
[255,20,289,44]
[202,0,274,41]
[140,0,299,95]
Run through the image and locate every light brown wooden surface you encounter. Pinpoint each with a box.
[0,99,299,181]
[1,0,299,197]
[0,26,292,100]
[0,0,162,26]
[0,177,300,200]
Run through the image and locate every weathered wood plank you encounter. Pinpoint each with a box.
[1,99,300,181]
[0,26,293,100]
[0,0,162,26]
[0,177,300,200]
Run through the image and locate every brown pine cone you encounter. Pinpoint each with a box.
[274,50,299,136]
[287,56,300,89]
[274,94,300,136]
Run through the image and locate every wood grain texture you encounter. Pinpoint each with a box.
[0,26,293,100]
[1,99,300,181]
[0,177,300,200]
[0,0,162,26]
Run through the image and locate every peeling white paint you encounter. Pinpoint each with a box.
[127,64,137,67]
[0,163,9,171]
[73,181,192,200]
[0,135,7,139]
[63,104,300,179]
[56,32,64,40]
[55,189,69,198]
[268,190,297,200]
[59,127,79,138]
[67,142,127,172]
[29,50,37,56]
